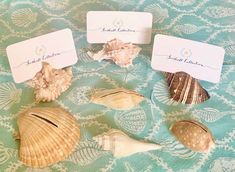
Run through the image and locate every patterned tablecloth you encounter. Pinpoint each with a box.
[0,0,235,171]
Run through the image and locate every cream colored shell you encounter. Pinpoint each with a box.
[90,88,144,110]
[17,107,80,168]
[31,62,72,102]
[93,129,161,158]
[89,38,141,68]
[170,119,215,152]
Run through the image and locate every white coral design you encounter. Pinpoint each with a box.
[0,82,22,110]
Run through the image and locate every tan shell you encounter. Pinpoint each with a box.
[170,119,215,152]
[17,107,80,168]
[31,62,72,102]
[90,38,141,67]
[93,129,161,158]
[165,72,210,104]
[90,88,144,110]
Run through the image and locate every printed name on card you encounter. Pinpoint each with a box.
[87,11,153,44]
[6,28,78,83]
[151,34,225,83]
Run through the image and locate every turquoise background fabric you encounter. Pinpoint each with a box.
[0,0,235,171]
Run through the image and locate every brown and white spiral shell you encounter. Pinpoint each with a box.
[165,72,210,104]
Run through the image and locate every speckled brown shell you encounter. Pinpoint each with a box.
[17,107,80,168]
[170,120,215,152]
[165,72,210,104]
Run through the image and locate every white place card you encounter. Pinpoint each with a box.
[151,34,225,83]
[87,11,153,44]
[6,28,78,83]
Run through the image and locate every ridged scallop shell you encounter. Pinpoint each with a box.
[90,88,144,110]
[0,82,22,110]
[170,120,215,152]
[89,38,141,68]
[93,129,161,158]
[17,107,80,168]
[165,72,210,104]
[11,8,37,27]
[31,62,72,102]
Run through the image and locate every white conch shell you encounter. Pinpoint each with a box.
[90,88,144,110]
[93,129,161,158]
[31,62,72,102]
[89,38,141,67]
[17,107,80,168]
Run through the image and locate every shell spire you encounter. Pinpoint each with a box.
[17,107,80,168]
[93,129,161,158]
[165,72,210,104]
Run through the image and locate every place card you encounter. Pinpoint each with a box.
[6,28,78,83]
[87,11,152,44]
[151,34,225,83]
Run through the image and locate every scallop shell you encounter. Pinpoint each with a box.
[89,38,141,68]
[93,129,161,158]
[90,88,144,110]
[165,72,210,104]
[0,82,22,110]
[170,119,215,152]
[31,62,72,102]
[11,8,37,27]
[17,107,80,168]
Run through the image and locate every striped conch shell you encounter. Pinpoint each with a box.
[90,88,144,110]
[31,62,72,102]
[88,38,141,67]
[93,129,161,158]
[16,107,80,168]
[170,119,215,152]
[165,72,210,104]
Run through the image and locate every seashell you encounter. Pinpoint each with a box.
[90,88,144,110]
[0,82,22,110]
[17,107,80,168]
[165,72,210,104]
[31,62,72,102]
[88,38,141,68]
[11,8,37,28]
[170,119,215,152]
[93,129,161,158]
